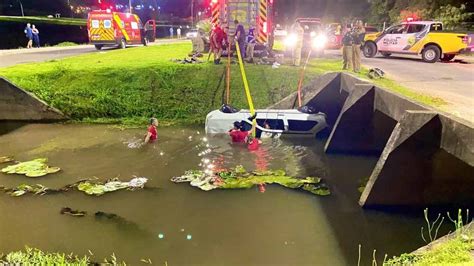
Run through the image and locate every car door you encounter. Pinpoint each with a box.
[401,23,428,53]
[377,24,407,53]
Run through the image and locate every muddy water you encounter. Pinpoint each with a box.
[0,123,426,265]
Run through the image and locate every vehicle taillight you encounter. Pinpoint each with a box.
[461,36,469,44]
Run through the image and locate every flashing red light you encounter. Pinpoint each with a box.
[407,17,414,22]
[211,0,218,5]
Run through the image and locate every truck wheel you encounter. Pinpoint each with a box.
[381,52,391,57]
[363,42,377,58]
[94,45,103,50]
[119,39,126,49]
[441,54,455,62]
[422,45,440,63]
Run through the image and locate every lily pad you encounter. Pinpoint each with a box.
[171,165,330,197]
[76,177,148,196]
[0,156,14,164]
[1,158,60,178]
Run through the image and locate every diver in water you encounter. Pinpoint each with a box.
[144,118,158,144]
[228,121,250,143]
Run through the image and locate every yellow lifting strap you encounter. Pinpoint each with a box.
[235,41,256,137]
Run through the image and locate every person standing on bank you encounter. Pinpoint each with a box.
[32,25,40,48]
[24,23,33,49]
[177,27,182,39]
[234,20,246,58]
[351,20,365,73]
[341,26,353,70]
[293,21,304,66]
[169,27,174,38]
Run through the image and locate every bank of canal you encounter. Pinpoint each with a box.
[0,122,431,265]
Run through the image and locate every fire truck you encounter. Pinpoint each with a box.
[87,10,156,50]
[210,0,275,51]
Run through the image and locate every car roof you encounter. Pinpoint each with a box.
[401,21,442,25]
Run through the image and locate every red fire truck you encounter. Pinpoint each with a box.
[87,10,156,50]
[210,0,275,51]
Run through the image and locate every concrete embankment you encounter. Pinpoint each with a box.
[0,77,65,121]
[272,72,474,208]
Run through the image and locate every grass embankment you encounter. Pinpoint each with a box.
[0,42,444,125]
[0,43,341,124]
[0,15,86,26]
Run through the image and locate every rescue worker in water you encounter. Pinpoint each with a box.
[144,118,158,144]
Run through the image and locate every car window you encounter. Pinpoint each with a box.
[406,24,425,33]
[387,24,406,34]
[131,22,138,30]
[430,23,443,31]
[91,20,99,29]
[103,20,112,29]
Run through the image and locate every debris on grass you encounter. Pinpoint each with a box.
[1,158,60,177]
[171,165,330,196]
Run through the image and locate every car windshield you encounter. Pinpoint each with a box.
[300,22,322,33]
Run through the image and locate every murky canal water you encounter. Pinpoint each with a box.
[0,123,427,265]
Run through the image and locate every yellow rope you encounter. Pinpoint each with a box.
[235,41,256,136]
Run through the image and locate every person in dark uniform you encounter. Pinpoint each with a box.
[234,20,246,58]
[342,26,353,70]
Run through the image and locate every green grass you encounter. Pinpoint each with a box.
[0,15,86,26]
[54,42,80,47]
[385,236,473,266]
[0,42,445,125]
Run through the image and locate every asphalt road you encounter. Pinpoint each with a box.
[1,43,472,122]
[325,50,474,123]
[0,39,184,68]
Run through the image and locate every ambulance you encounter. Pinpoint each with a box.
[363,20,470,63]
[87,10,155,50]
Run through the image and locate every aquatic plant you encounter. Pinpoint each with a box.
[2,177,148,197]
[1,158,60,177]
[4,184,52,196]
[76,177,148,196]
[171,165,330,196]
[0,156,14,164]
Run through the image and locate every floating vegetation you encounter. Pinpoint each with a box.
[0,156,14,164]
[171,165,330,196]
[1,158,60,177]
[76,177,148,196]
[60,207,87,217]
[3,184,55,197]
[2,177,148,197]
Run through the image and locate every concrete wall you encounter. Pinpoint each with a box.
[272,72,474,208]
[0,77,65,121]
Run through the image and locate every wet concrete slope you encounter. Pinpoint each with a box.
[272,72,474,208]
[0,77,65,121]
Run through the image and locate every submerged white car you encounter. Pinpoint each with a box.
[205,106,327,138]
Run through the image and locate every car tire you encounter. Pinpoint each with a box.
[363,42,377,58]
[119,38,126,49]
[422,45,441,63]
[381,52,391,57]
[94,45,103,50]
[441,54,455,62]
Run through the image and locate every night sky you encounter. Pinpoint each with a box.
[1,0,370,21]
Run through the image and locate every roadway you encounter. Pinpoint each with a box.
[1,43,472,122]
[325,50,474,123]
